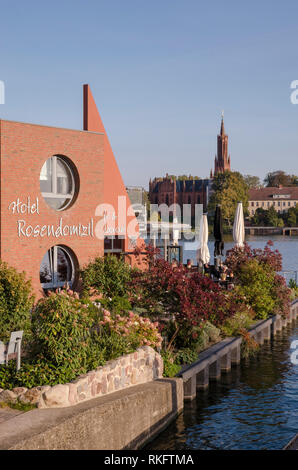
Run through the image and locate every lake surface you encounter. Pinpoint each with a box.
[146,322,298,450]
[181,234,298,274]
[146,236,298,450]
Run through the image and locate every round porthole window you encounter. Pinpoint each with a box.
[40,245,78,291]
[40,155,79,211]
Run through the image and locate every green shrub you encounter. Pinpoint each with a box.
[220,309,255,337]
[235,259,276,319]
[0,261,35,342]
[161,351,181,378]
[81,255,132,299]
[0,292,157,390]
[99,295,132,316]
[87,329,135,367]
[31,290,96,371]
[167,319,221,353]
[0,329,134,390]
[174,348,198,365]
[289,279,298,300]
[98,310,162,350]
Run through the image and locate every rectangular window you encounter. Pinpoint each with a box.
[104,236,125,255]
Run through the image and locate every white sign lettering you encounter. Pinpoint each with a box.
[9,197,40,215]
[17,218,94,238]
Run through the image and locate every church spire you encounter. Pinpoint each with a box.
[211,113,231,177]
[220,110,225,135]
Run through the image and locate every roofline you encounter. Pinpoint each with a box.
[0,118,104,135]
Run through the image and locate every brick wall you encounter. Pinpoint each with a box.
[0,119,105,297]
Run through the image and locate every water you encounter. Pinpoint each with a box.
[146,236,298,450]
[181,234,298,273]
[146,323,298,450]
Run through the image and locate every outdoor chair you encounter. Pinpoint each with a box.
[0,330,23,371]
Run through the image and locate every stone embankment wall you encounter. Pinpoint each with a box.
[0,378,183,450]
[0,346,163,409]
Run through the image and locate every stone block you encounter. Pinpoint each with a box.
[42,384,70,408]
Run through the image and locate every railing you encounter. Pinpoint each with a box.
[279,271,298,285]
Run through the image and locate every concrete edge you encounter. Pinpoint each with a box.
[0,378,183,450]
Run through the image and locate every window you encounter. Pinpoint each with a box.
[104,236,124,256]
[40,245,77,291]
[40,155,79,210]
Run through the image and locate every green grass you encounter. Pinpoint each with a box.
[0,400,36,412]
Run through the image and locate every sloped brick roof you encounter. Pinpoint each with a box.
[249,187,298,201]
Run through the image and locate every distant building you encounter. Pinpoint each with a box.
[126,186,147,234]
[149,116,232,215]
[149,176,211,216]
[210,115,231,177]
[248,187,298,217]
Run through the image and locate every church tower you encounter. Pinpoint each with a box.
[211,114,231,177]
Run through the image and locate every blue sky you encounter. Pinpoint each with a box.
[1,0,298,187]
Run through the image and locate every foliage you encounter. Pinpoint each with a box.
[233,260,276,320]
[0,294,160,389]
[81,254,132,299]
[31,290,96,370]
[174,348,199,365]
[251,206,283,227]
[0,399,36,412]
[98,309,162,350]
[130,246,254,351]
[289,279,298,300]
[208,171,249,226]
[264,170,298,187]
[244,175,262,189]
[226,240,283,272]
[98,295,132,316]
[220,309,255,337]
[239,329,260,359]
[161,351,181,378]
[226,241,291,319]
[0,261,35,342]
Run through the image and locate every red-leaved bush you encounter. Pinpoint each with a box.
[129,246,249,347]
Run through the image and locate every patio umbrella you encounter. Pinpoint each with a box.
[214,205,224,259]
[233,201,245,248]
[196,214,210,266]
[173,216,179,246]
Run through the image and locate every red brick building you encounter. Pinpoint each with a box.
[0,85,142,298]
[149,176,210,216]
[210,115,231,177]
[149,116,232,215]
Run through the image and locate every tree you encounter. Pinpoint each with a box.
[266,206,280,227]
[208,171,249,226]
[251,207,267,225]
[264,171,292,187]
[244,175,262,189]
[285,207,297,226]
[289,174,298,186]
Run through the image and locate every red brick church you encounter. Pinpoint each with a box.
[149,115,232,213]
[210,114,231,178]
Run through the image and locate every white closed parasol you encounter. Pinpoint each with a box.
[196,214,210,266]
[233,202,245,248]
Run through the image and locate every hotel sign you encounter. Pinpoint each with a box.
[8,197,94,238]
